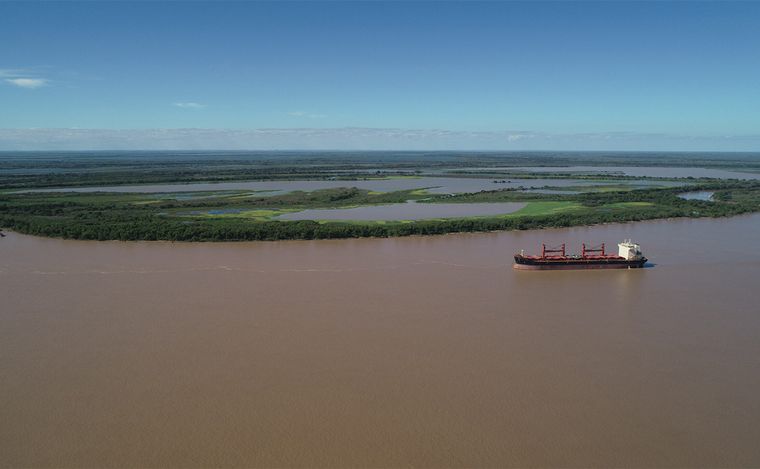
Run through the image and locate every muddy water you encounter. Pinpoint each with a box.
[24,176,608,194]
[507,166,760,179]
[2,216,760,467]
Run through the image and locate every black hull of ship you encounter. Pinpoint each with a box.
[513,255,647,270]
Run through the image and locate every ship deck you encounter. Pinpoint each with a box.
[518,255,626,261]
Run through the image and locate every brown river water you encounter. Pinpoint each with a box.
[2,215,760,467]
[24,176,612,195]
[478,166,760,180]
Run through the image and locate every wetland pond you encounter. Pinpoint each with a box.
[678,191,715,201]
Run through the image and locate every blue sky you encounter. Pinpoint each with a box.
[1,1,759,150]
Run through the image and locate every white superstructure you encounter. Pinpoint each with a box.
[618,240,643,260]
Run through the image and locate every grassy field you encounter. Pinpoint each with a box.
[504,201,583,217]
[603,202,656,208]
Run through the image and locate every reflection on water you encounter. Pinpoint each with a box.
[2,215,760,467]
[678,191,715,201]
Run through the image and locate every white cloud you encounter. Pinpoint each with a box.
[1,68,50,88]
[4,77,48,89]
[173,102,206,109]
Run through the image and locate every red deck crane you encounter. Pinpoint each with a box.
[541,243,565,258]
[582,243,605,258]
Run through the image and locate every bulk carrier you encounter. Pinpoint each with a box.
[513,240,647,270]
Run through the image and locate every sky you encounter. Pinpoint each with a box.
[1,1,759,151]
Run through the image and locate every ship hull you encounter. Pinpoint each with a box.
[513,256,647,271]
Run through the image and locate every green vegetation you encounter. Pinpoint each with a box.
[2,152,760,241]
[504,201,583,217]
[2,180,760,241]
[535,184,673,192]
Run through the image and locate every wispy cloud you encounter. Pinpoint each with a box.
[4,78,48,89]
[1,69,49,89]
[173,102,206,109]
[288,110,327,119]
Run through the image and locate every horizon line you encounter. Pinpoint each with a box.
[1,149,759,154]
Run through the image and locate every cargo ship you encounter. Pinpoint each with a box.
[513,240,647,270]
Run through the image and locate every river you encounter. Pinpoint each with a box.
[23,176,616,195]
[2,215,760,467]
[503,166,760,179]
